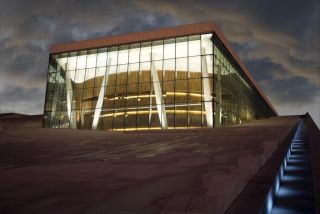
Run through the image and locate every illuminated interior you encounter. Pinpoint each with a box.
[44,33,275,130]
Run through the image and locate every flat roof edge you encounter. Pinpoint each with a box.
[49,21,278,116]
[50,21,216,54]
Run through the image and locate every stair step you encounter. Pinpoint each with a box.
[271,119,314,213]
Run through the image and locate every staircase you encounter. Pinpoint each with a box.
[271,118,315,213]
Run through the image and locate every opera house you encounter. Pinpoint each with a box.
[44,21,277,130]
[1,21,319,214]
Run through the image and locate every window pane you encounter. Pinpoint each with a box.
[141,61,151,70]
[176,58,188,80]
[176,37,188,58]
[108,48,118,65]
[108,65,117,76]
[129,45,140,63]
[117,64,128,85]
[58,56,68,71]
[77,54,87,69]
[84,68,95,86]
[97,52,107,67]
[201,34,213,55]
[189,38,200,56]
[128,63,139,84]
[67,70,76,83]
[152,41,163,60]
[140,42,151,62]
[164,39,175,59]
[153,61,163,82]
[163,59,175,81]
[139,62,151,83]
[95,67,105,79]
[86,53,97,68]
[118,46,129,64]
[67,54,77,70]
[202,55,213,76]
[189,56,201,75]
[75,69,86,83]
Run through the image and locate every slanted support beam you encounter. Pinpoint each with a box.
[50,89,59,126]
[151,57,168,129]
[215,62,222,127]
[201,48,213,128]
[50,73,63,127]
[80,111,85,128]
[92,59,111,129]
[149,85,154,124]
[50,61,67,127]
[65,70,77,128]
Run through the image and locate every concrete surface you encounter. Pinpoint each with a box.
[0,115,299,214]
[307,113,320,213]
[226,115,320,214]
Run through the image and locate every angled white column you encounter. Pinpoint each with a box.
[51,76,65,127]
[151,57,168,129]
[52,70,70,127]
[50,67,60,126]
[50,74,62,126]
[175,64,178,78]
[215,62,222,127]
[201,48,213,128]
[92,59,111,129]
[65,70,77,128]
[148,85,153,124]
[50,90,58,126]
[163,60,166,78]
[80,110,85,128]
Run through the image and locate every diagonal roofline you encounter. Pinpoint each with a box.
[49,21,278,116]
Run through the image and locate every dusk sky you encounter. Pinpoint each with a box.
[0,0,319,127]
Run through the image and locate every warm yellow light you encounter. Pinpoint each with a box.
[113,126,202,131]
[107,94,155,101]
[99,109,205,117]
[113,127,162,131]
[165,92,203,97]
[166,92,187,96]
[103,92,206,101]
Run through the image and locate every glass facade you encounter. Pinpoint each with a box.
[44,33,275,131]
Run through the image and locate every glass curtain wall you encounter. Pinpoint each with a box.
[212,35,276,126]
[213,43,255,126]
[44,34,214,130]
[44,33,272,130]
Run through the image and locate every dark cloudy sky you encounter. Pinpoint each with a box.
[0,0,319,127]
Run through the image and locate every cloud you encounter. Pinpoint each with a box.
[0,0,178,116]
[0,0,319,126]
[133,0,320,124]
[0,82,45,114]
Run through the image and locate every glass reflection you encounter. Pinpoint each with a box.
[44,33,271,131]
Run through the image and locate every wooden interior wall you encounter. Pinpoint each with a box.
[73,70,207,129]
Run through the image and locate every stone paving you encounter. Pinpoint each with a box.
[0,115,299,214]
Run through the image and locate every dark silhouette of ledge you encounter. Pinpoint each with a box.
[0,113,43,131]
